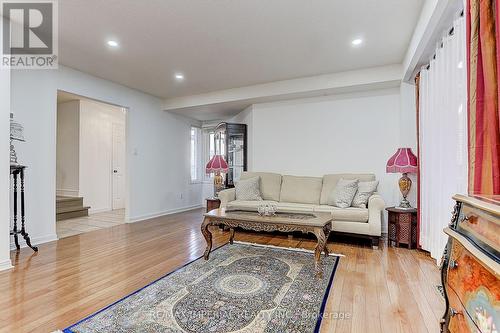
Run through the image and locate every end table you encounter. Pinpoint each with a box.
[206,197,221,213]
[386,207,417,249]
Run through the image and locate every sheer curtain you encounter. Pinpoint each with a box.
[419,14,468,262]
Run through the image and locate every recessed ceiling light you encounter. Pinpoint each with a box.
[351,38,363,46]
[175,73,184,80]
[107,40,119,47]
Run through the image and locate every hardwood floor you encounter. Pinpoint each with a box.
[0,208,444,333]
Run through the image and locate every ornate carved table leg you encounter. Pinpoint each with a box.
[20,169,37,252]
[323,225,331,257]
[12,171,20,250]
[313,227,327,277]
[201,217,212,260]
[229,228,235,245]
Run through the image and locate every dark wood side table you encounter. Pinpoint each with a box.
[10,165,38,252]
[206,197,221,213]
[386,207,417,249]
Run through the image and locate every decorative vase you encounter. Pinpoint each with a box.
[10,113,25,165]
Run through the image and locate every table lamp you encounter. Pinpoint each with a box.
[386,148,418,208]
[206,154,228,197]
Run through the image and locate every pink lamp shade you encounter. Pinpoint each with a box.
[205,155,228,174]
[386,148,418,174]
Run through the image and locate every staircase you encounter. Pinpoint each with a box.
[56,196,90,221]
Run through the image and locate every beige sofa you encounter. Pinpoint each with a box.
[218,172,385,248]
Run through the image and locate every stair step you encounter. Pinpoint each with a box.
[56,207,90,221]
[56,196,83,209]
[56,205,91,214]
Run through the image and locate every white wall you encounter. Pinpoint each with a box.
[399,82,418,206]
[9,66,203,248]
[231,88,409,232]
[79,99,125,213]
[0,64,12,270]
[56,101,80,196]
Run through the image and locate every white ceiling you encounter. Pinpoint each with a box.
[58,0,424,99]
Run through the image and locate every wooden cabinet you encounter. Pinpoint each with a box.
[214,122,247,188]
[441,195,499,333]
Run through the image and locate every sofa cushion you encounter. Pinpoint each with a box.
[240,172,282,201]
[279,175,323,205]
[235,176,262,201]
[320,173,376,205]
[352,180,379,208]
[227,200,277,211]
[314,205,369,222]
[276,202,315,213]
[328,178,359,208]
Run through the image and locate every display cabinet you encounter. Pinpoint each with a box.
[214,122,247,187]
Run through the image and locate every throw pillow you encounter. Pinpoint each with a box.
[235,176,263,201]
[328,178,359,208]
[352,180,379,208]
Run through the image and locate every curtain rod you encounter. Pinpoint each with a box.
[424,9,464,71]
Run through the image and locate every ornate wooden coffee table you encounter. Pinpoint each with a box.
[201,209,333,273]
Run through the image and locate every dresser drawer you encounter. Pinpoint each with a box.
[446,287,477,333]
[447,239,500,332]
[459,204,500,258]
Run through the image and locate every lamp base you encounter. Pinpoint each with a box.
[398,173,412,209]
[213,172,224,197]
[398,198,412,209]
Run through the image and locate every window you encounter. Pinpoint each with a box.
[202,129,216,182]
[190,127,202,183]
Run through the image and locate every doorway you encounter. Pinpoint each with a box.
[55,91,128,238]
[112,123,126,210]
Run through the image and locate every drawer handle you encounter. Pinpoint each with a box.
[449,260,459,269]
[450,308,462,317]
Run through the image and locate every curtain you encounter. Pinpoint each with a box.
[415,73,422,248]
[467,0,500,195]
[419,14,468,262]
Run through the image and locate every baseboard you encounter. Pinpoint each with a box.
[88,207,111,214]
[10,233,58,251]
[56,189,79,197]
[0,259,13,271]
[129,205,203,223]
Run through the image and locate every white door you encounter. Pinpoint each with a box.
[112,123,125,210]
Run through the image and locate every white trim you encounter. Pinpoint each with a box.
[233,241,345,257]
[403,0,464,82]
[162,64,402,111]
[128,205,203,223]
[10,233,58,251]
[0,259,13,271]
[56,189,79,197]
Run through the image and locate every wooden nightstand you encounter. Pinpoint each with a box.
[386,207,417,249]
[206,197,221,213]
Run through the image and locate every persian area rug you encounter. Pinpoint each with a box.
[63,242,340,333]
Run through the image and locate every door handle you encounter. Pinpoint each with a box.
[113,170,118,173]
